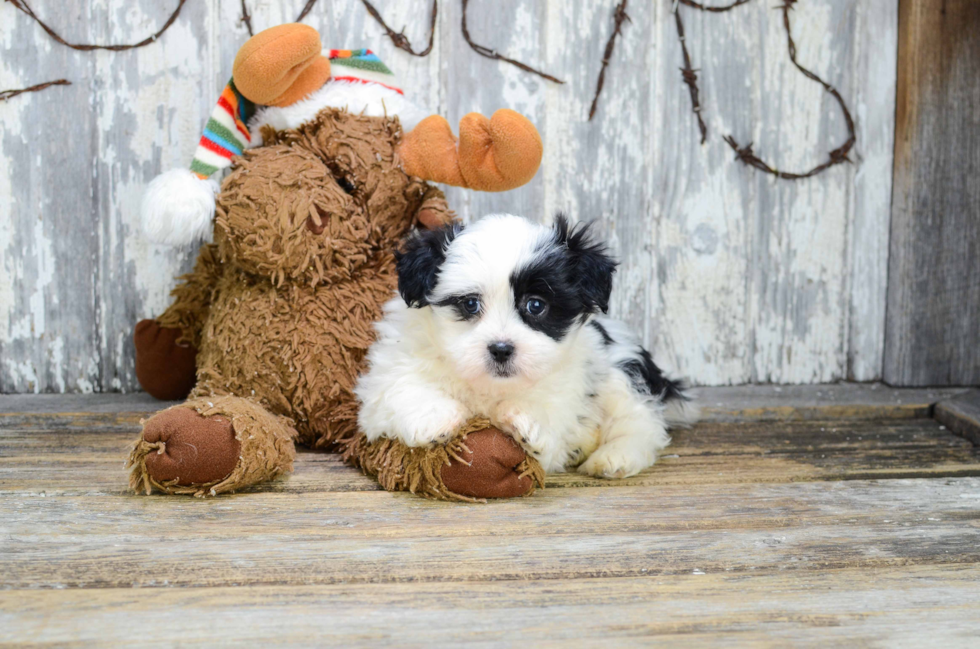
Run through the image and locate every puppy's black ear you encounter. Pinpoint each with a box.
[395,223,463,307]
[554,213,617,314]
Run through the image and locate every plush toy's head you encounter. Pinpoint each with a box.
[214,109,430,285]
[140,24,544,248]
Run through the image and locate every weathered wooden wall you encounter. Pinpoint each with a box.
[0,0,898,393]
[885,0,980,386]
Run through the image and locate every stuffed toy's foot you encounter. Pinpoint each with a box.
[134,319,198,401]
[128,396,297,497]
[342,418,545,502]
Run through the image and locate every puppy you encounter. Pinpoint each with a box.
[355,213,697,478]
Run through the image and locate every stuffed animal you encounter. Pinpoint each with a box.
[127,24,545,500]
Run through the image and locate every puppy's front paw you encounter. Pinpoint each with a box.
[395,399,470,447]
[493,403,544,457]
[578,443,652,480]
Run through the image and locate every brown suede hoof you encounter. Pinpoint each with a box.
[441,427,534,499]
[141,408,241,486]
[134,319,198,401]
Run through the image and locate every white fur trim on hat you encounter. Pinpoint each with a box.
[248,80,428,147]
[140,169,219,246]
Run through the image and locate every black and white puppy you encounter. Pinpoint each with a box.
[355,214,697,478]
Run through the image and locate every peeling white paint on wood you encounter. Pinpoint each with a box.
[0,0,897,392]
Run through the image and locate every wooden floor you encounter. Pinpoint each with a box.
[2,385,980,647]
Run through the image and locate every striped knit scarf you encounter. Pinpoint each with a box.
[190,78,256,179]
[328,49,402,95]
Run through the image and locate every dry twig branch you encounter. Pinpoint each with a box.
[672,5,707,143]
[295,0,320,23]
[240,0,322,37]
[240,0,254,36]
[461,0,564,84]
[589,0,631,121]
[0,78,71,102]
[361,0,438,57]
[5,0,189,51]
[675,0,856,179]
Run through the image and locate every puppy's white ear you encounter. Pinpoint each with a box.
[553,213,618,313]
[140,169,218,246]
[395,223,463,307]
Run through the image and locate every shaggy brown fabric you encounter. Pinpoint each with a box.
[128,396,297,497]
[132,109,454,496]
[341,419,545,502]
[155,243,223,349]
[133,320,198,401]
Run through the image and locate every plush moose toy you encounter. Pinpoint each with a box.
[128,24,545,500]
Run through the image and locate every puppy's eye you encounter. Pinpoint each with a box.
[462,297,481,315]
[525,297,548,317]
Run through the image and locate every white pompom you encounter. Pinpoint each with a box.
[140,169,219,246]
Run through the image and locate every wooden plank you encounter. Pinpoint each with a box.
[0,1,102,393]
[3,416,978,495]
[643,0,897,385]
[1,477,979,589]
[885,0,980,385]
[3,565,980,646]
[3,384,966,420]
[847,0,900,382]
[696,383,967,422]
[936,389,980,446]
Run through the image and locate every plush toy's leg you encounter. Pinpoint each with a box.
[128,395,297,497]
[342,418,545,502]
[134,320,198,401]
[135,243,223,401]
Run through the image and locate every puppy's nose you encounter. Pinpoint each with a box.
[487,341,515,363]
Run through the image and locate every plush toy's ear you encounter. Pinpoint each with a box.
[140,169,219,246]
[395,223,463,307]
[553,213,618,314]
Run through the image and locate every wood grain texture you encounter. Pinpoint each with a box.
[1,0,899,392]
[3,409,978,496]
[2,476,980,589]
[4,565,980,646]
[3,394,980,644]
[885,0,980,386]
[936,389,980,446]
[1,383,966,419]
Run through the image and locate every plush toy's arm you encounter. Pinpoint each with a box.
[342,420,544,502]
[135,244,223,400]
[415,186,456,230]
[155,243,223,347]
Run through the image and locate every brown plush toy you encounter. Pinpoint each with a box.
[128,25,545,500]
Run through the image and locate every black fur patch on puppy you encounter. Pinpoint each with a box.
[396,223,463,307]
[620,349,688,403]
[590,320,615,346]
[553,214,618,314]
[510,214,618,341]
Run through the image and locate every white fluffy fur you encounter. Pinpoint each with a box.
[355,214,698,478]
[248,80,428,147]
[140,169,218,246]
